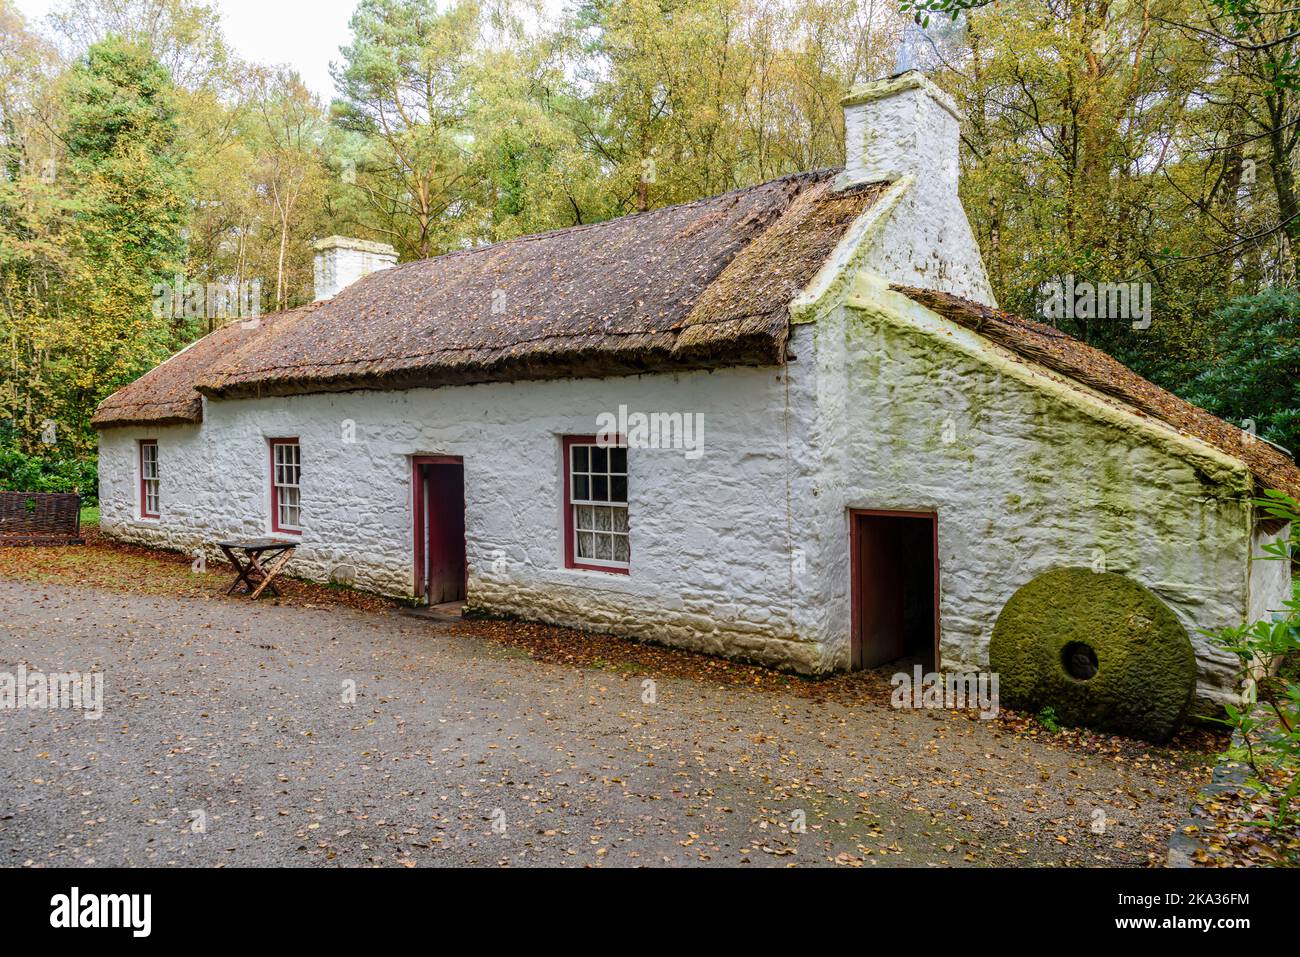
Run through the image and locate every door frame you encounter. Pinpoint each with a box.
[411,455,466,603]
[848,508,940,670]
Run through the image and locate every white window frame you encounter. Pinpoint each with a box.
[270,439,302,534]
[565,437,629,572]
[139,440,159,519]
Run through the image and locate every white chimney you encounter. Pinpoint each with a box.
[835,71,996,306]
[837,71,961,192]
[313,236,398,301]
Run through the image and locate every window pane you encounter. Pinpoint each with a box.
[280,486,301,528]
[566,439,629,568]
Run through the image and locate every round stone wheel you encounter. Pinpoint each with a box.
[989,567,1196,742]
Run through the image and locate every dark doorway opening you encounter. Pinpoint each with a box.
[850,510,938,671]
[412,457,466,606]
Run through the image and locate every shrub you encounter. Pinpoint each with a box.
[1209,490,1300,832]
[0,442,98,504]
[1184,288,1300,457]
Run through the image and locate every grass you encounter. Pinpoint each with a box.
[79,504,99,527]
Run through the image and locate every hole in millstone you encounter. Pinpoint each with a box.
[1061,641,1099,681]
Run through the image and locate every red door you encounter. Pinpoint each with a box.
[853,516,906,668]
[850,510,938,670]
[413,458,466,605]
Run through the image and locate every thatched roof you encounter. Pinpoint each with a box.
[98,170,1297,504]
[95,170,884,425]
[91,308,307,427]
[894,285,1300,499]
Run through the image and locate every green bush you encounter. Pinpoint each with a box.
[0,442,98,503]
[1209,490,1300,832]
[1184,288,1300,456]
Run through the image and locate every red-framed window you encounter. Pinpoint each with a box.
[563,435,629,573]
[139,440,159,519]
[269,438,302,534]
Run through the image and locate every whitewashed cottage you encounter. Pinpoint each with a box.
[95,73,1298,730]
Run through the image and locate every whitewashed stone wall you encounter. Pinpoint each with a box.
[1249,523,1292,625]
[99,337,832,673]
[798,280,1274,710]
[98,288,1283,709]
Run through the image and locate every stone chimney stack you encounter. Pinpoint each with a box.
[837,71,961,192]
[834,71,996,306]
[313,236,398,301]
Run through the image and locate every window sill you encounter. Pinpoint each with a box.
[566,562,629,576]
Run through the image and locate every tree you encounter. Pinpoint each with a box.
[245,68,329,311]
[57,37,190,449]
[1185,287,1300,454]
[0,0,77,455]
[332,0,484,259]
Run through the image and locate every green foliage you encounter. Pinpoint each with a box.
[1183,289,1300,456]
[902,0,1300,92]
[1208,490,1300,832]
[1,27,190,458]
[1036,706,1060,733]
[6,0,1300,473]
[0,439,97,500]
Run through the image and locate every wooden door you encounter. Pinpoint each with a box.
[850,510,938,670]
[413,459,466,605]
[853,516,907,668]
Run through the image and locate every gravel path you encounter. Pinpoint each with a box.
[0,579,1198,867]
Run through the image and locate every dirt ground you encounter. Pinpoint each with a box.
[0,535,1219,867]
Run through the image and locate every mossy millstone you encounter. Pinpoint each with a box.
[989,567,1196,742]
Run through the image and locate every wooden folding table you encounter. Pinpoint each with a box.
[217,538,298,599]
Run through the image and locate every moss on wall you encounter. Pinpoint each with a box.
[989,567,1197,741]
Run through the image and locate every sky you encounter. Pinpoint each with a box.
[13,0,376,100]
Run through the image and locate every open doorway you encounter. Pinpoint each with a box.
[850,510,938,671]
[412,456,466,607]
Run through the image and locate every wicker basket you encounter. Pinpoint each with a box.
[0,492,85,546]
